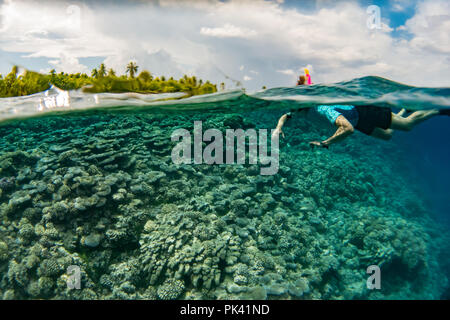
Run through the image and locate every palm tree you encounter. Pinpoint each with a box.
[98,63,107,78]
[126,61,138,79]
[8,66,19,79]
[108,68,116,77]
[91,68,98,78]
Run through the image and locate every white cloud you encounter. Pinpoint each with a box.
[391,0,413,12]
[48,53,89,74]
[200,23,257,38]
[403,0,450,54]
[243,75,252,81]
[277,69,295,75]
[380,22,394,33]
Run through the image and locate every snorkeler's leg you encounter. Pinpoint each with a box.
[390,110,439,131]
[370,127,393,140]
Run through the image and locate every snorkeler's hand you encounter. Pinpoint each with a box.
[309,141,329,149]
[396,108,407,117]
[272,127,285,139]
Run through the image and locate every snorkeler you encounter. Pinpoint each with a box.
[273,105,450,148]
[297,69,313,86]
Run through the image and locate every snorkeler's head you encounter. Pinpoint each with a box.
[290,107,310,117]
[297,75,306,86]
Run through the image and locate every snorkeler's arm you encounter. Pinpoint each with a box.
[310,115,354,148]
[323,115,354,145]
[273,113,290,138]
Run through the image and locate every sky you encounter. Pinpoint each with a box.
[0,0,449,91]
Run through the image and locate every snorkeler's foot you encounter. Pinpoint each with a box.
[439,109,450,116]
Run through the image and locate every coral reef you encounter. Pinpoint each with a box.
[0,107,449,300]
[157,279,185,300]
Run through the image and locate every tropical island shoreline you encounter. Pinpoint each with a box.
[0,62,219,98]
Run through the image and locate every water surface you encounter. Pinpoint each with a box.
[0,76,449,300]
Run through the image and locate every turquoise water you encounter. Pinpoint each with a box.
[0,76,449,300]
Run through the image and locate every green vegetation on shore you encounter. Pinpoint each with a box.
[0,63,218,98]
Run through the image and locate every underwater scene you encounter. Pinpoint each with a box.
[0,76,449,300]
